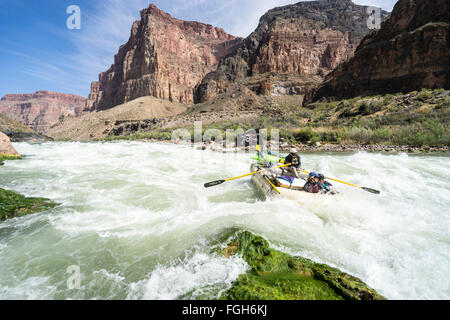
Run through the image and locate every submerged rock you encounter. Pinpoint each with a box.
[0,188,58,222]
[220,231,386,300]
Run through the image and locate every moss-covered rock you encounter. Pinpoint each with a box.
[0,188,58,221]
[220,231,386,300]
[0,153,22,166]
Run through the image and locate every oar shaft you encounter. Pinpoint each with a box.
[265,176,281,194]
[299,169,363,190]
[324,177,362,189]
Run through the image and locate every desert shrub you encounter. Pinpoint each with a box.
[372,128,392,142]
[345,127,374,144]
[435,98,450,110]
[384,94,394,103]
[319,131,339,143]
[394,119,449,146]
[417,89,432,102]
[150,130,172,141]
[339,107,359,118]
[352,118,379,130]
[314,112,326,122]
[296,110,312,119]
[293,127,317,143]
[357,100,384,116]
[279,129,296,144]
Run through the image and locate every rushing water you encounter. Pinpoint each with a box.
[0,141,449,300]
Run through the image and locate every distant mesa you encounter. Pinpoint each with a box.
[0,91,85,133]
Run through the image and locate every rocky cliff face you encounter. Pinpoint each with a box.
[311,0,450,101]
[195,0,389,103]
[0,131,20,156]
[86,4,240,110]
[0,91,85,133]
[0,114,48,142]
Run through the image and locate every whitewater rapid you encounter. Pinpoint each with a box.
[0,141,449,299]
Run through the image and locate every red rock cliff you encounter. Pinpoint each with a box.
[195,0,389,103]
[0,91,85,133]
[86,4,240,110]
[311,0,450,101]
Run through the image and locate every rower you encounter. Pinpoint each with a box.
[283,148,301,178]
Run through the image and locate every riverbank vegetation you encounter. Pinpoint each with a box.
[218,231,386,300]
[198,89,449,147]
[101,89,449,148]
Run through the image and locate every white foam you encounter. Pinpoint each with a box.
[0,276,57,300]
[127,252,248,300]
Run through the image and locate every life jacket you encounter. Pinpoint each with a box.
[287,154,301,167]
[303,181,319,193]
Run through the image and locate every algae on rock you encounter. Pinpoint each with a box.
[0,188,58,221]
[220,231,386,300]
[0,154,21,166]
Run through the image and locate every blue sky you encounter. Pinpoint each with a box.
[0,0,397,98]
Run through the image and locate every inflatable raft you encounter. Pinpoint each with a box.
[250,163,333,201]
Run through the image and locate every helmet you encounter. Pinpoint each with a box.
[309,172,318,178]
[318,174,325,180]
[290,148,297,154]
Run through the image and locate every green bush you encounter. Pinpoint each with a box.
[345,127,374,144]
[279,129,296,144]
[394,119,449,146]
[293,127,317,143]
[319,131,339,143]
[373,128,393,142]
[417,89,432,102]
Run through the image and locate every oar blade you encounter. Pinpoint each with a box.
[362,187,381,194]
[204,180,226,188]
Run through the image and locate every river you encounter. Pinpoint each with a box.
[0,141,449,299]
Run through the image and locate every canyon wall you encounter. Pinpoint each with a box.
[195,0,389,103]
[86,4,240,110]
[311,0,450,101]
[87,1,389,110]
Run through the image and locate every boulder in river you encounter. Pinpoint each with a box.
[220,231,386,300]
[0,131,21,165]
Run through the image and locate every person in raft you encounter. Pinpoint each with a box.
[283,148,302,178]
[317,173,335,194]
[303,172,320,193]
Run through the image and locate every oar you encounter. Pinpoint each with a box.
[204,163,291,188]
[264,176,281,194]
[299,169,381,195]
